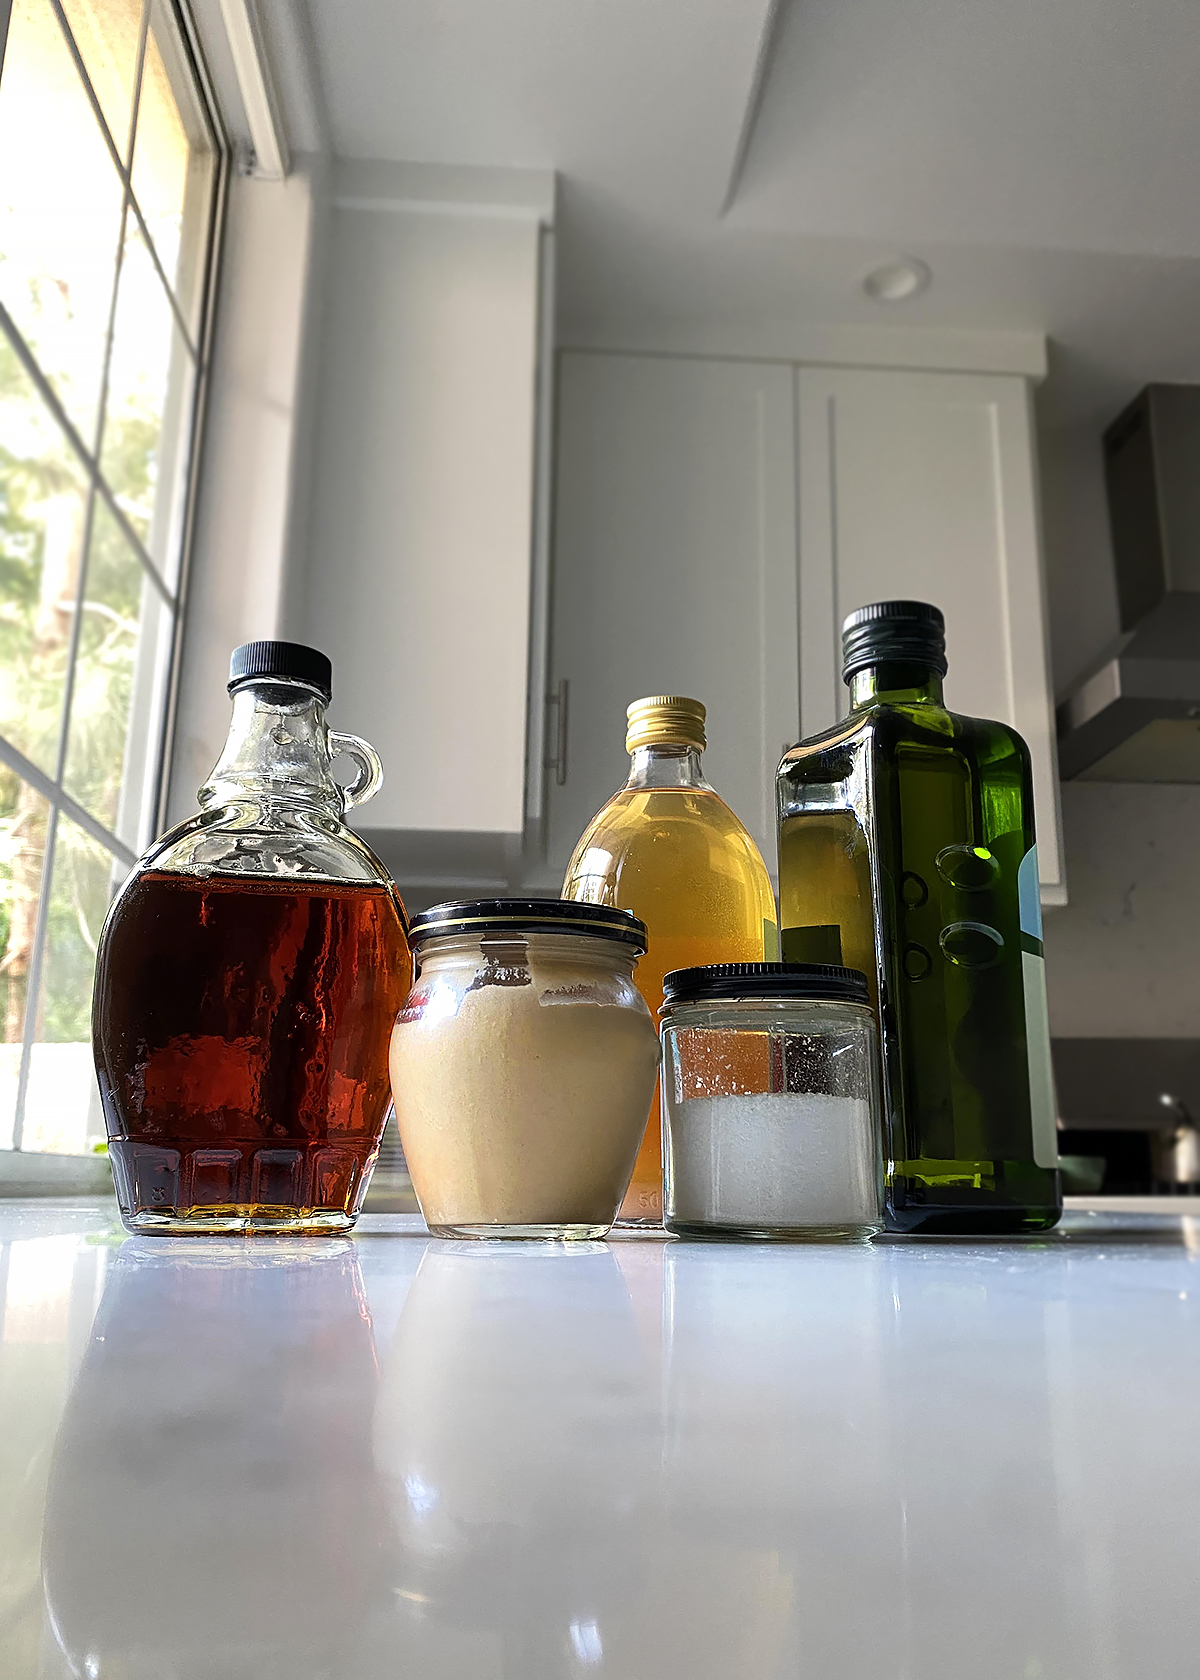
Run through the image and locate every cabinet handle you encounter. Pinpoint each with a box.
[545,679,569,786]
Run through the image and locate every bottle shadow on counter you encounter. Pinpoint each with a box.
[364,1239,658,1672]
[41,1238,388,1680]
[360,1241,833,1674]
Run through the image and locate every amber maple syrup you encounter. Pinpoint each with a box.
[93,870,411,1232]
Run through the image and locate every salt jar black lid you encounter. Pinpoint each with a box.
[409,897,648,954]
[661,961,870,1006]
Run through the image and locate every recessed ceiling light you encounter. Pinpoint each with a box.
[862,258,932,304]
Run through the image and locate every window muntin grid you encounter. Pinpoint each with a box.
[0,0,224,1156]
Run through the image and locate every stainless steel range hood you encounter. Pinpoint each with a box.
[1057,384,1200,781]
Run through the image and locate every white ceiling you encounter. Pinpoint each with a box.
[299,0,1200,432]
[737,0,1200,260]
[304,0,777,216]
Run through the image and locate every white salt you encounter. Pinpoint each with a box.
[667,1091,879,1229]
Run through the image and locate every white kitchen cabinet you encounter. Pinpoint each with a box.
[302,164,554,855]
[797,367,1065,903]
[545,353,799,880]
[546,354,1064,904]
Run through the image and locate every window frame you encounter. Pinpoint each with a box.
[0,0,230,1170]
[142,0,229,844]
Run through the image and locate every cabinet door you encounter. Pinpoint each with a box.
[546,353,797,878]
[306,207,540,836]
[797,367,1065,903]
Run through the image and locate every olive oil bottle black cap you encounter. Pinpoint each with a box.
[841,600,947,682]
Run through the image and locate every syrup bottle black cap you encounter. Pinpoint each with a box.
[227,641,333,702]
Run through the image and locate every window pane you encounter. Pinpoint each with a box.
[21,816,124,1155]
[0,0,126,448]
[130,0,216,334]
[0,771,50,1149]
[100,224,195,581]
[62,497,171,846]
[0,342,90,778]
[58,0,146,165]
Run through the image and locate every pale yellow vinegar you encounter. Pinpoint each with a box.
[563,786,778,1220]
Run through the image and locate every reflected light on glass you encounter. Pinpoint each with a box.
[570,1618,603,1666]
[404,1472,439,1518]
[421,981,458,1025]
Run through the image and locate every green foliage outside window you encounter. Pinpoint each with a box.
[0,301,154,1047]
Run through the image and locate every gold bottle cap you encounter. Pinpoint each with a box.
[625,695,706,754]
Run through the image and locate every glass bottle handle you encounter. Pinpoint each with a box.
[330,730,384,810]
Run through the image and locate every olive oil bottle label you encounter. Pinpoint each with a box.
[1018,846,1058,1169]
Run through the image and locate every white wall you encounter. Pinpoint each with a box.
[167,161,326,824]
[1037,408,1200,1043]
[1044,782,1200,1036]
[1037,418,1120,697]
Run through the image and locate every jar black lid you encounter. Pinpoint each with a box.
[841,599,947,683]
[409,897,648,954]
[661,961,870,1006]
[228,640,333,702]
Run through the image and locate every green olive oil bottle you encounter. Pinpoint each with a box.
[776,601,1061,1233]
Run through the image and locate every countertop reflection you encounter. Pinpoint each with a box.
[2,1201,1199,1677]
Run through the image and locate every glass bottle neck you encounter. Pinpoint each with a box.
[199,679,344,818]
[849,661,945,710]
[624,743,711,790]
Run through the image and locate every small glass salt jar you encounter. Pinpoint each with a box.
[660,963,883,1242]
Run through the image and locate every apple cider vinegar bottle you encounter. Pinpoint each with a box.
[562,697,778,1222]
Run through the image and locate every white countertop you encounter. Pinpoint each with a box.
[3,1198,1200,1679]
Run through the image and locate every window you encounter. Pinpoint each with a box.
[0,0,223,1158]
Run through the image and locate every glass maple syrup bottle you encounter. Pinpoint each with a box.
[562,697,778,1222]
[92,641,412,1235]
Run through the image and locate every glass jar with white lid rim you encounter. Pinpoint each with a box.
[660,962,883,1241]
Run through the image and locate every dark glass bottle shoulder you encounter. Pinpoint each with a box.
[781,699,1031,776]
